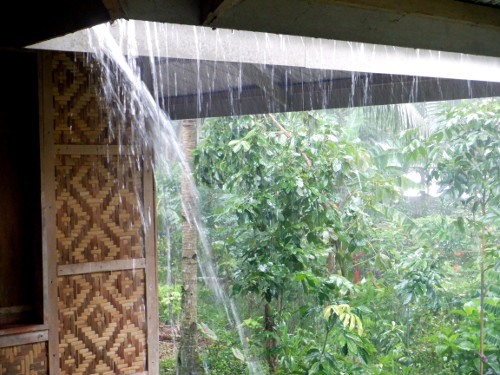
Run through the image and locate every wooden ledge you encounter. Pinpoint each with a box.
[54,145,136,155]
[57,258,146,276]
[0,323,48,337]
[0,325,48,348]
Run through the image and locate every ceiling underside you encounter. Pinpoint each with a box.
[2,0,500,57]
[148,57,500,120]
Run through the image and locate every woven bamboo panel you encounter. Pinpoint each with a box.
[52,52,114,146]
[58,270,146,375]
[0,342,48,375]
[55,154,144,265]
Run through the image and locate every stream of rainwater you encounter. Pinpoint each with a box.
[87,21,264,374]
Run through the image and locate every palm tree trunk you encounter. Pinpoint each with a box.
[264,302,277,373]
[479,202,487,375]
[479,225,485,375]
[177,119,201,375]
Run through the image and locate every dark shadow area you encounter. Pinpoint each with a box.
[0,50,43,328]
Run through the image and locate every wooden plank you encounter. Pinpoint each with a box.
[203,0,236,25]
[101,0,126,20]
[144,152,159,375]
[310,0,500,29]
[57,258,146,276]
[54,144,135,155]
[0,330,48,349]
[39,50,59,375]
[203,0,500,29]
[0,324,49,337]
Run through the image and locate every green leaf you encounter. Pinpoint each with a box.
[455,217,466,233]
[463,301,477,315]
[403,293,412,305]
[198,322,218,341]
[457,341,475,351]
[231,347,245,361]
[436,345,448,355]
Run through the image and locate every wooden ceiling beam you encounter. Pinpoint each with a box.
[101,0,127,21]
[311,0,500,29]
[204,0,500,57]
[202,0,243,26]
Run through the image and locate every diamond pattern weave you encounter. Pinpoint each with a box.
[58,271,146,375]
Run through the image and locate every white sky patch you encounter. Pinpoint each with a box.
[403,171,442,197]
[429,184,443,197]
[403,188,421,197]
[405,171,421,183]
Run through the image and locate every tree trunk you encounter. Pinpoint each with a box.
[479,224,485,375]
[352,251,365,284]
[326,251,335,275]
[177,119,201,375]
[479,202,487,375]
[264,303,278,373]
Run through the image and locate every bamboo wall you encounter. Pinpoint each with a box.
[49,52,157,375]
[1,51,157,375]
[0,343,48,375]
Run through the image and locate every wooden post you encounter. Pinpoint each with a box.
[145,150,160,375]
[38,51,59,375]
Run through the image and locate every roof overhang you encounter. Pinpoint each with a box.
[2,0,500,58]
[30,20,500,119]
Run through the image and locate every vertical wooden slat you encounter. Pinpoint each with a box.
[144,152,159,375]
[39,50,59,375]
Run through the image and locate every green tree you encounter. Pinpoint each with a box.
[425,99,500,375]
[195,112,383,372]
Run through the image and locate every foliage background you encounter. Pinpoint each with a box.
[156,99,499,374]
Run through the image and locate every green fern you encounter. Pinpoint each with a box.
[485,332,500,348]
